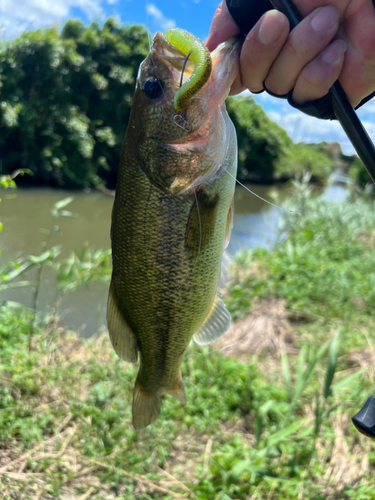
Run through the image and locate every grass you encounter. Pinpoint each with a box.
[1,190,375,498]
[227,192,375,352]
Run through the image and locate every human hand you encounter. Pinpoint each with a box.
[205,0,375,108]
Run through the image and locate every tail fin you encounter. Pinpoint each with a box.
[132,381,162,430]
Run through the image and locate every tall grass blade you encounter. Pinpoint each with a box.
[332,367,368,393]
[324,330,340,399]
[294,345,307,401]
[281,350,292,400]
[266,419,307,448]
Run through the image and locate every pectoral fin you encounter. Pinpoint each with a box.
[193,294,231,345]
[107,281,138,363]
[224,198,234,249]
[185,192,219,256]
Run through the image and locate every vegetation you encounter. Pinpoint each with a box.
[1,180,375,498]
[275,142,335,183]
[0,301,373,499]
[226,96,290,183]
[349,157,372,186]
[226,96,337,184]
[0,19,149,189]
[0,20,361,189]
[0,15,372,498]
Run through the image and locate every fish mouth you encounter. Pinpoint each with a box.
[150,32,196,89]
[150,32,241,105]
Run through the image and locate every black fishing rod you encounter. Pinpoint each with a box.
[226,0,375,181]
[226,0,375,437]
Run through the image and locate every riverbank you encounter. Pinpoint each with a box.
[0,303,372,500]
[0,183,292,335]
[1,191,375,499]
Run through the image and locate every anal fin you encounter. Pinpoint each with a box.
[132,381,161,430]
[107,281,138,363]
[166,378,186,405]
[194,294,231,346]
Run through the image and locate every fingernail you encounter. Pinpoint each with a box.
[311,6,339,32]
[257,10,287,45]
[322,40,347,64]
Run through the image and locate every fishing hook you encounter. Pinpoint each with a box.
[173,52,192,132]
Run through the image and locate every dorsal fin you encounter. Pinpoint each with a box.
[193,294,231,345]
[107,281,138,363]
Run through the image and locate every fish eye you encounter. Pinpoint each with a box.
[142,77,163,100]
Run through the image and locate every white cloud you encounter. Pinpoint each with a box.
[250,92,375,157]
[0,0,103,39]
[267,110,356,155]
[362,121,375,142]
[147,3,176,31]
[107,0,120,4]
[357,99,375,117]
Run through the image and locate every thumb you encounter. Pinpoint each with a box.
[205,1,241,52]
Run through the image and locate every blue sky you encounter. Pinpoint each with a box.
[2,0,374,155]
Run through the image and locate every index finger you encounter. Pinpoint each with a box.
[205,1,241,52]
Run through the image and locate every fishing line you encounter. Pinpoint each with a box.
[145,0,152,50]
[179,52,191,89]
[224,169,301,217]
[173,52,192,132]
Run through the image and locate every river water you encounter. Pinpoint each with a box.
[0,181,345,335]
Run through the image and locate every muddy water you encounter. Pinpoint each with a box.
[0,182,344,335]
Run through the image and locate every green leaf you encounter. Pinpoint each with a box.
[230,461,284,481]
[0,178,16,188]
[266,419,308,447]
[332,367,368,393]
[0,280,32,291]
[52,197,74,218]
[28,247,60,265]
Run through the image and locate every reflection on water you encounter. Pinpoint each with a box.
[0,180,347,335]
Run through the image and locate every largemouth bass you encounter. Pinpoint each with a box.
[107,30,240,429]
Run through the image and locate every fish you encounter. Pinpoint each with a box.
[107,29,241,429]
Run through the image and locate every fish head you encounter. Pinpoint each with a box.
[129,32,241,194]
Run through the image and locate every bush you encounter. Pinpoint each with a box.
[226,95,291,183]
[0,19,149,189]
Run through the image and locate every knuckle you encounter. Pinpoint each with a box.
[264,73,293,96]
[242,72,264,93]
[240,52,267,92]
[299,69,322,91]
[287,33,311,60]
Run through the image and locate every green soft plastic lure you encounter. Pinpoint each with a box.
[164,28,212,111]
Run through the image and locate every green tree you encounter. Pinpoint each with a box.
[226,95,291,183]
[275,142,334,182]
[0,19,149,189]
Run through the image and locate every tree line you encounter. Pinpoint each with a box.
[0,18,359,189]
